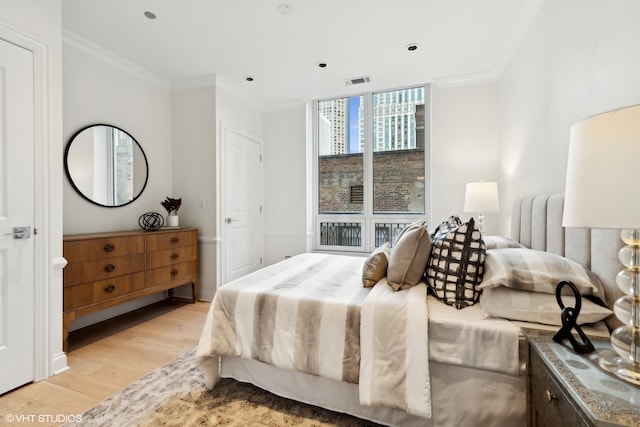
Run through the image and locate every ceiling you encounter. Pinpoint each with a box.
[61,0,542,109]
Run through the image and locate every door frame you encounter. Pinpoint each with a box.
[218,120,263,288]
[0,23,59,381]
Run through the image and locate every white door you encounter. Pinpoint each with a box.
[223,127,263,283]
[0,38,36,394]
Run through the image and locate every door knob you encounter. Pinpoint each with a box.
[225,217,237,224]
[3,226,31,239]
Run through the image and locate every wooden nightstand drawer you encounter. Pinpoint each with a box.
[146,230,198,251]
[529,347,590,426]
[64,271,145,311]
[146,245,198,269]
[64,253,145,287]
[146,260,197,287]
[64,235,144,263]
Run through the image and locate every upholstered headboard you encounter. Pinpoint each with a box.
[510,194,623,329]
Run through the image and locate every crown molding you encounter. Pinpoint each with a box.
[431,70,499,89]
[62,30,171,91]
[171,74,217,92]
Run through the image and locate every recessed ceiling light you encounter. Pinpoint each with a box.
[406,43,419,52]
[144,11,157,20]
[245,76,255,82]
[317,62,327,68]
[277,4,292,15]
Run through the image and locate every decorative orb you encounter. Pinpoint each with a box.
[139,212,164,231]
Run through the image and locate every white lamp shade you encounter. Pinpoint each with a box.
[563,104,640,229]
[464,181,499,213]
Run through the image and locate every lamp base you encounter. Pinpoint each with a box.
[598,348,640,385]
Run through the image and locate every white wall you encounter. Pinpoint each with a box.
[497,0,640,234]
[171,76,264,299]
[62,43,175,329]
[63,44,173,234]
[172,81,217,300]
[429,83,501,234]
[0,0,65,376]
[263,104,310,264]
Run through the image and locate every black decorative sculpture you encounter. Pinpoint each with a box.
[552,280,595,354]
[139,212,164,231]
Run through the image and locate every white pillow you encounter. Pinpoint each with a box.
[480,286,612,326]
[478,248,607,303]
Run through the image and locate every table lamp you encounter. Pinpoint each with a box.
[464,181,499,234]
[563,104,640,385]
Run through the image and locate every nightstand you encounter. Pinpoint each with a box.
[524,328,640,427]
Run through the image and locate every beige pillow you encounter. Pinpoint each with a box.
[362,242,391,287]
[387,220,431,291]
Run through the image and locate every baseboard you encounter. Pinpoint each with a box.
[52,351,69,375]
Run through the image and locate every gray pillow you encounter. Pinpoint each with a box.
[483,235,525,250]
[478,248,607,303]
[387,220,431,291]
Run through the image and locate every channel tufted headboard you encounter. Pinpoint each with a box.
[510,194,623,330]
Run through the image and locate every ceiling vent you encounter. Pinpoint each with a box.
[346,76,371,86]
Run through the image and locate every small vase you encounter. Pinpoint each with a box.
[167,215,179,227]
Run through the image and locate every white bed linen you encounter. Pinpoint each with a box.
[221,356,526,427]
[197,253,433,418]
[428,295,521,375]
[360,279,431,418]
[197,251,609,426]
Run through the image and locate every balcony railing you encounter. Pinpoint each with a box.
[320,222,361,247]
[374,222,410,247]
[319,221,411,248]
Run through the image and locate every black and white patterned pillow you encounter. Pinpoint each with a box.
[426,216,486,309]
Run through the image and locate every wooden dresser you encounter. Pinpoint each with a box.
[63,228,199,351]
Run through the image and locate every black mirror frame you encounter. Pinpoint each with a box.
[64,123,149,208]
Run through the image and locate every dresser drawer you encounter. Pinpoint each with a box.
[64,253,145,287]
[64,271,145,311]
[146,260,198,287]
[64,235,145,263]
[146,245,198,269]
[146,230,198,251]
[529,348,590,427]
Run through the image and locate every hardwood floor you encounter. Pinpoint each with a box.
[0,299,210,427]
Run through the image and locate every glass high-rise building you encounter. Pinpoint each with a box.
[367,87,424,152]
[319,86,424,155]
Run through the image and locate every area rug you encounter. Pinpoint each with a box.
[64,348,378,426]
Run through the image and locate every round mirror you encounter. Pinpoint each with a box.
[64,124,149,207]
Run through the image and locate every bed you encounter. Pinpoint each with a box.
[196,194,621,427]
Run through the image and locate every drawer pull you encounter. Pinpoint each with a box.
[171,253,179,260]
[103,243,115,252]
[171,237,179,244]
[171,269,179,276]
[104,264,116,272]
[104,284,116,293]
[545,390,557,403]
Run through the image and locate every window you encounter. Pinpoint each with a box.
[314,85,429,252]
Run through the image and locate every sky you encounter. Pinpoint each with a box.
[348,96,361,153]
